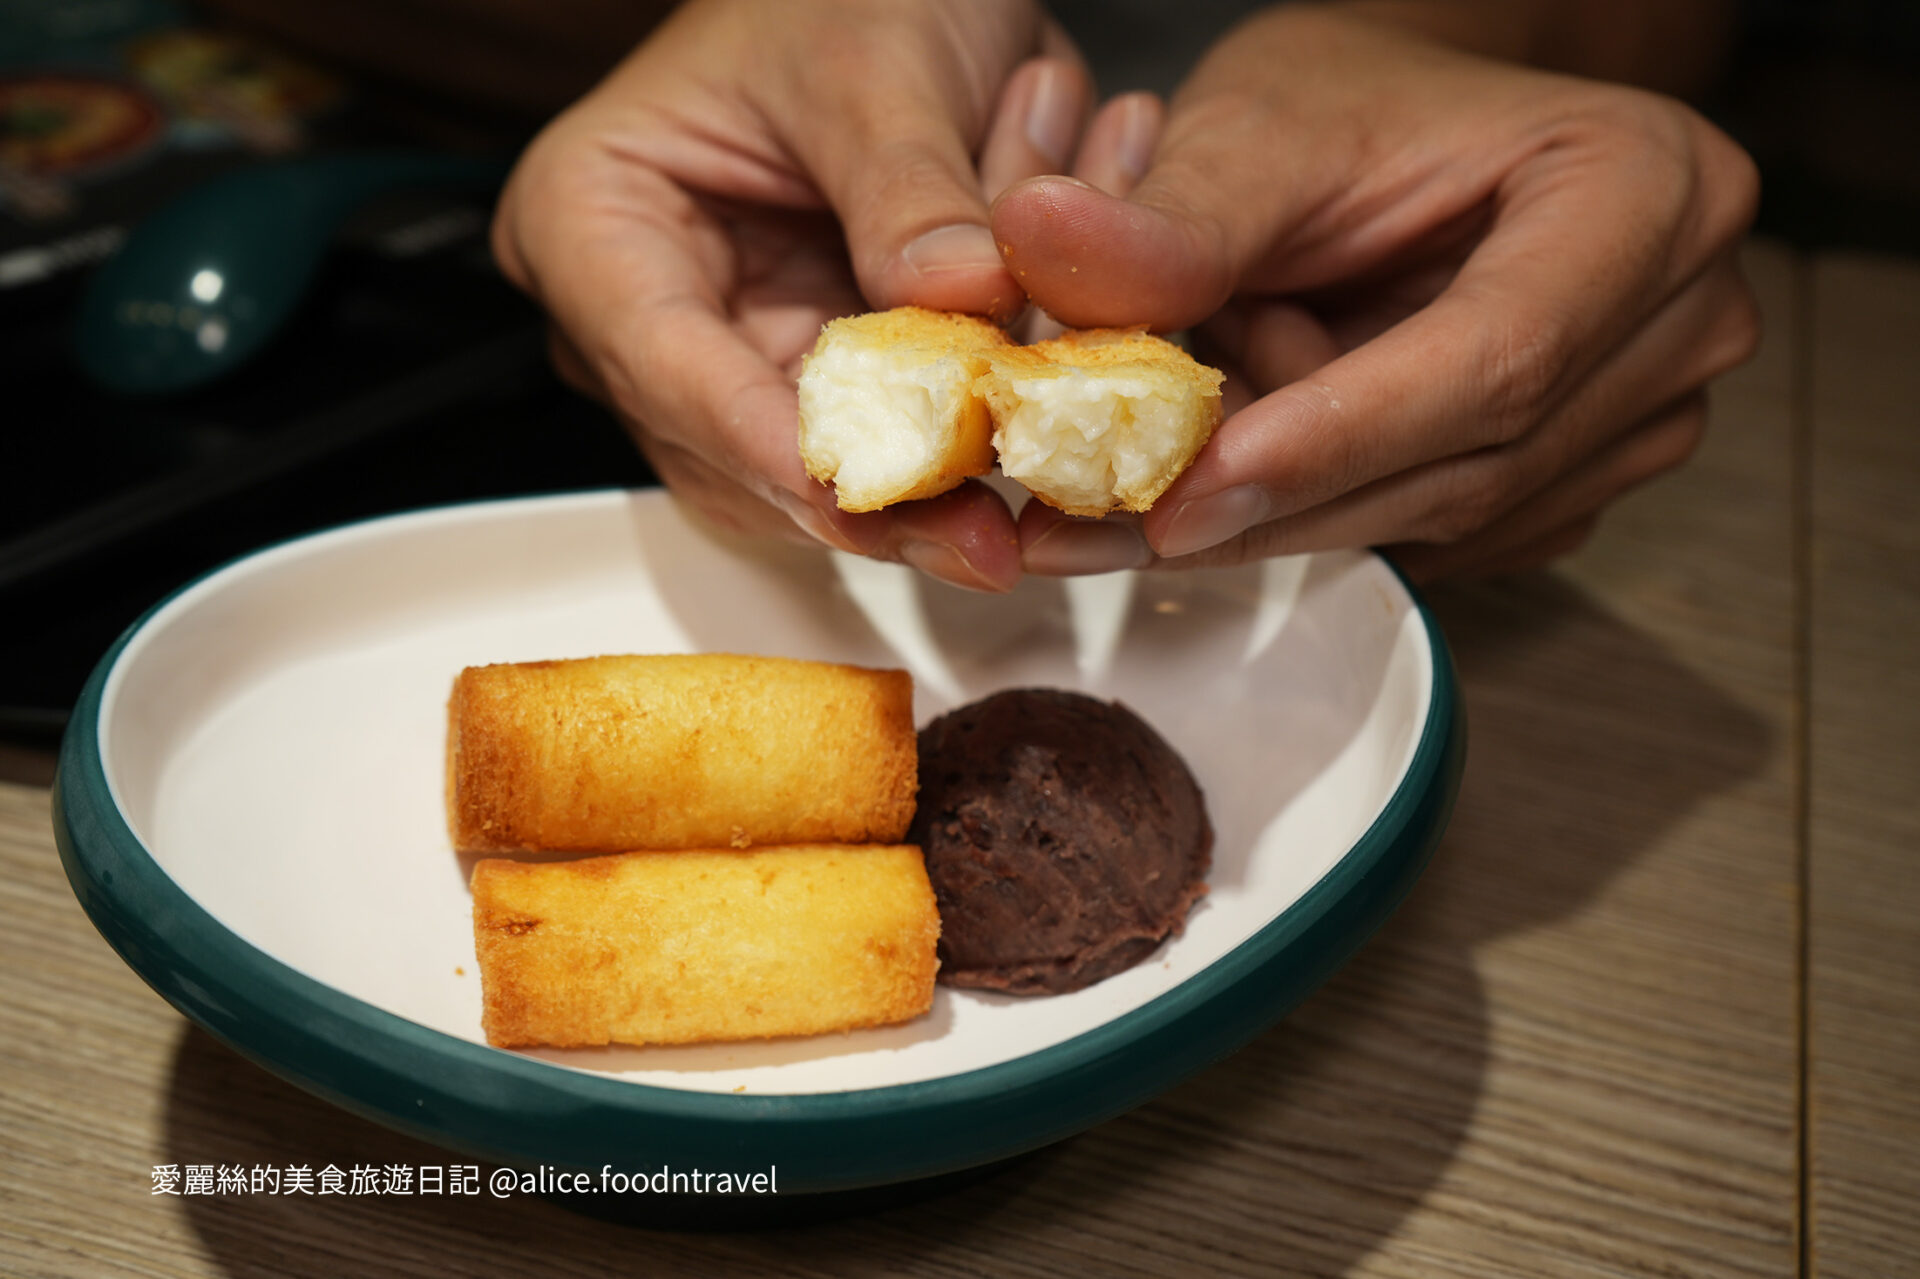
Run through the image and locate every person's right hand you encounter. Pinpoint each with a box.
[994,4,1760,582]
[492,0,1145,590]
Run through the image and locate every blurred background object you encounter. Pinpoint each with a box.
[73,151,510,395]
[0,0,654,745]
[1718,1,1920,253]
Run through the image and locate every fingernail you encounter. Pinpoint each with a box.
[901,539,1005,593]
[1115,95,1158,181]
[1023,519,1152,576]
[1025,63,1078,171]
[902,224,1002,277]
[1154,485,1271,558]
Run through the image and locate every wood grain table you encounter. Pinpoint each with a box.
[3,240,1914,1278]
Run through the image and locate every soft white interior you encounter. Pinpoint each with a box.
[97,491,1433,1097]
[799,345,968,499]
[993,372,1187,508]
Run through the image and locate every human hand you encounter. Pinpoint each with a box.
[492,0,1150,590]
[994,4,1761,580]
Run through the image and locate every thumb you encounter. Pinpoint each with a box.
[990,108,1298,331]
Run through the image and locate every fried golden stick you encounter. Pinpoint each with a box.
[471,845,940,1048]
[447,654,916,853]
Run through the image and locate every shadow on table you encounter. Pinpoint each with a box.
[163,571,1771,1277]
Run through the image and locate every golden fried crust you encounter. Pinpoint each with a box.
[816,305,1009,356]
[797,306,1010,512]
[1035,327,1222,374]
[981,328,1225,517]
[447,654,916,853]
[472,845,941,1048]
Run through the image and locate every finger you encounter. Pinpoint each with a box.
[991,173,1230,331]
[647,426,1022,591]
[638,434,822,549]
[1020,506,1153,576]
[1214,392,1710,571]
[998,92,1159,341]
[1143,178,1757,564]
[620,312,1019,582]
[988,49,1315,334]
[1150,245,1756,559]
[1070,92,1162,197]
[997,80,1756,551]
[544,279,846,553]
[781,38,1042,321]
[978,57,1092,202]
[884,482,1025,592]
[508,134,1027,590]
[1022,389,1709,577]
[563,281,1023,590]
[1380,397,1707,580]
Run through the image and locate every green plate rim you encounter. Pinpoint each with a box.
[52,489,1465,1194]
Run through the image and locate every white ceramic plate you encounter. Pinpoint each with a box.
[57,489,1462,1191]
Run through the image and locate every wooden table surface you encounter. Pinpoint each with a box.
[3,240,1915,1278]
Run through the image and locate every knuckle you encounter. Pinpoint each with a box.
[1472,304,1576,443]
[1581,89,1759,250]
[1289,384,1375,504]
[1226,383,1367,513]
[1579,86,1694,168]
[1566,86,1701,224]
[1597,85,1695,155]
[851,139,973,250]
[866,139,963,204]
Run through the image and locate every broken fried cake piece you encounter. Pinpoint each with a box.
[981,328,1225,517]
[797,306,1012,512]
[471,845,941,1048]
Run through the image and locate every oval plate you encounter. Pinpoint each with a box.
[54,489,1463,1194]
